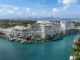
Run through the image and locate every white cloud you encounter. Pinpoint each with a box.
[7,10,14,14]
[58,0,77,10]
[13,7,18,10]
[32,12,37,16]
[58,0,61,3]
[0,9,14,15]
[0,4,50,18]
[52,8,58,12]
[63,4,70,10]
[0,4,21,15]
[0,4,12,8]
[61,0,77,5]
[26,8,30,13]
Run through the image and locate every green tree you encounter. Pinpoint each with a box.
[35,37,43,41]
[17,33,21,38]
[55,33,59,37]
[59,32,64,36]
[35,34,41,38]
[25,35,32,41]
[73,37,80,60]
[78,37,80,42]
[10,34,14,38]
[75,52,80,60]
[0,32,5,36]
[45,35,52,40]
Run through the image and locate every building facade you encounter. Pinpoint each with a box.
[0,21,76,38]
[60,21,76,34]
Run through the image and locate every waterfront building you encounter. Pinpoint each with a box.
[0,28,13,36]
[11,25,42,38]
[76,26,80,33]
[0,21,77,38]
[11,26,27,37]
[32,21,58,38]
[60,21,76,34]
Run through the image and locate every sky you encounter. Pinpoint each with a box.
[0,0,80,19]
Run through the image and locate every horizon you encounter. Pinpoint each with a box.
[0,0,80,19]
[0,18,80,22]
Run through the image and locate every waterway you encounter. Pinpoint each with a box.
[0,34,79,60]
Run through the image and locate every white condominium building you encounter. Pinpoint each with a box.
[0,28,13,36]
[35,21,57,38]
[60,21,75,33]
[0,21,76,38]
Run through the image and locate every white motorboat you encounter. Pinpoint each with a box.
[69,56,73,60]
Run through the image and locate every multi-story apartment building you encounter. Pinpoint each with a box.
[0,21,76,38]
[31,21,57,38]
[60,21,76,34]
[0,28,13,36]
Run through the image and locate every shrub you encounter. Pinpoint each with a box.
[0,32,5,36]
[35,37,43,41]
[45,35,52,40]
[25,35,32,41]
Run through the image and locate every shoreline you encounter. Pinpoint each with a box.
[0,33,78,44]
[0,35,8,38]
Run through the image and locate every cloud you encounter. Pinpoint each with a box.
[0,4,36,17]
[0,9,14,14]
[59,0,77,5]
[26,8,30,13]
[32,12,37,16]
[52,0,77,14]
[58,0,77,10]
[52,8,58,12]
[63,4,70,10]
[7,10,14,14]
[0,4,31,16]
[0,4,17,15]
[0,3,56,18]
[0,4,12,8]
[13,7,18,10]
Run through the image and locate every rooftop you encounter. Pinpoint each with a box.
[36,21,51,24]
[14,26,25,29]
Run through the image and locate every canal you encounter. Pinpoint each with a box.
[0,34,79,60]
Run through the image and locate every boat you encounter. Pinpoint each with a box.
[69,56,73,60]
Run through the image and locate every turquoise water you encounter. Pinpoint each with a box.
[0,34,79,60]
